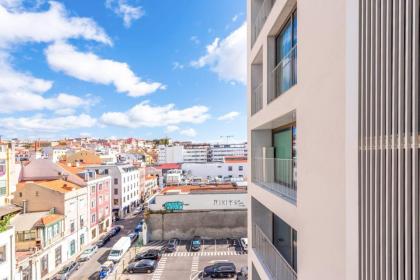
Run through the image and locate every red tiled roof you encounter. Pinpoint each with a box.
[156,163,181,169]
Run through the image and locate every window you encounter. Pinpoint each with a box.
[0,245,5,263]
[273,10,297,99]
[55,246,62,266]
[80,234,85,246]
[104,169,109,175]
[35,191,39,196]
[98,184,102,191]
[228,166,233,171]
[41,254,48,276]
[91,185,95,193]
[91,228,96,239]
[69,240,76,256]
[99,195,103,204]
[114,188,118,195]
[114,199,119,205]
[19,192,22,197]
[70,221,75,233]
[91,200,96,208]
[80,217,84,228]
[239,166,243,171]
[114,178,118,185]
[92,214,96,223]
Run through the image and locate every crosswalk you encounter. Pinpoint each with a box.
[151,256,167,280]
[191,256,199,273]
[164,251,246,257]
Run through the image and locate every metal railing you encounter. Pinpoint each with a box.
[252,83,263,115]
[269,45,297,102]
[253,224,297,280]
[252,0,274,45]
[252,157,297,203]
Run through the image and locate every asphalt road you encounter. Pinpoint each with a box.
[69,213,142,280]
[120,238,248,280]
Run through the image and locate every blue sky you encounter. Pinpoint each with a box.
[0,0,246,142]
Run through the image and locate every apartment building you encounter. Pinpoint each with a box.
[209,143,248,162]
[59,164,112,242]
[248,0,418,280]
[90,164,140,219]
[182,143,210,163]
[158,144,184,164]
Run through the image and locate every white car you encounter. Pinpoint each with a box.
[78,245,98,261]
[240,238,248,252]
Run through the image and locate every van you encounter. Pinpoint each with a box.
[107,236,131,262]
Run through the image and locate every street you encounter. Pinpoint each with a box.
[70,213,142,280]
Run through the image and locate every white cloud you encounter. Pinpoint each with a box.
[165,125,179,133]
[180,128,197,137]
[232,14,239,22]
[0,54,94,113]
[0,1,111,47]
[191,22,246,84]
[45,42,165,97]
[0,114,97,133]
[100,101,210,128]
[105,0,144,28]
[217,111,240,121]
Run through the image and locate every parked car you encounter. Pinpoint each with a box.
[54,261,80,279]
[203,262,236,278]
[240,238,248,252]
[110,226,122,237]
[163,242,177,253]
[128,232,139,243]
[236,266,248,280]
[126,259,158,274]
[99,261,115,279]
[97,233,112,247]
[78,245,98,261]
[168,238,179,246]
[132,208,142,216]
[133,249,162,261]
[191,236,201,251]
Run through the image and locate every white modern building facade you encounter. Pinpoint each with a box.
[157,145,184,164]
[248,0,419,280]
[182,161,247,181]
[209,143,248,162]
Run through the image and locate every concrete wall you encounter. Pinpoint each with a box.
[146,210,247,240]
[182,162,247,179]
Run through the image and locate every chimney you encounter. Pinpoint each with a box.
[22,200,27,214]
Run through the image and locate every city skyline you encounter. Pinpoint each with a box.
[0,0,246,142]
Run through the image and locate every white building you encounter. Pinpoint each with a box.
[183,144,209,163]
[209,143,248,162]
[0,142,19,206]
[90,164,140,219]
[157,145,183,164]
[0,225,15,280]
[42,147,68,163]
[182,158,247,181]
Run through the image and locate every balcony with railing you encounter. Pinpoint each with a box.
[251,83,263,115]
[252,157,297,203]
[269,45,297,103]
[253,224,297,280]
[252,0,275,46]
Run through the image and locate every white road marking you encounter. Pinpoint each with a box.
[151,256,168,280]
[164,251,245,257]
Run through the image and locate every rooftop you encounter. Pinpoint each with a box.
[160,183,246,195]
[156,163,182,170]
[34,179,81,193]
[11,211,49,231]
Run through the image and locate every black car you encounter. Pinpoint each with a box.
[126,259,157,274]
[97,233,112,247]
[54,261,80,279]
[133,249,162,261]
[110,226,122,237]
[236,266,248,280]
[191,236,201,251]
[128,232,139,243]
[203,262,236,278]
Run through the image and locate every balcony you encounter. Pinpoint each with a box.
[252,157,296,203]
[253,224,297,280]
[252,0,274,46]
[269,45,297,103]
[251,83,263,115]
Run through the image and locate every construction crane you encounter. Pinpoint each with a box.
[220,135,234,144]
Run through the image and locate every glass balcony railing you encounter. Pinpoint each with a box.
[251,83,263,115]
[269,45,297,102]
[253,224,297,280]
[252,0,274,46]
[252,157,297,203]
